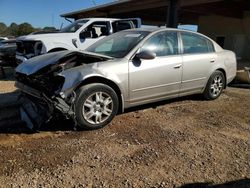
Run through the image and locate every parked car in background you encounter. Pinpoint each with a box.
[15,18,141,63]
[0,37,8,42]
[15,28,236,130]
[0,39,17,66]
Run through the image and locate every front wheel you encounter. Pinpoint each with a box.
[203,70,225,100]
[75,83,119,130]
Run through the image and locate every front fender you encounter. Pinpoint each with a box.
[59,71,101,96]
[58,65,122,97]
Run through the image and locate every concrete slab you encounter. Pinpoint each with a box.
[237,60,250,70]
[236,60,250,84]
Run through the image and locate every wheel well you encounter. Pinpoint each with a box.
[216,68,227,88]
[75,77,123,113]
[48,48,67,53]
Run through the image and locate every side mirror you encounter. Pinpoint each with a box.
[135,51,156,60]
[80,31,91,39]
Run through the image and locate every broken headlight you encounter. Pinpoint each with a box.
[59,61,78,70]
[58,55,78,71]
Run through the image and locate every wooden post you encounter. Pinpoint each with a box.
[166,0,179,28]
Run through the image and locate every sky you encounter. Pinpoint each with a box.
[0,0,113,28]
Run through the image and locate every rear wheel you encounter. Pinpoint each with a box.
[203,70,225,100]
[75,83,119,130]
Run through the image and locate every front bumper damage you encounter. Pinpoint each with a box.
[14,51,112,129]
[16,82,76,130]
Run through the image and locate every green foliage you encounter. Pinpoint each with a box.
[7,23,19,36]
[17,22,35,36]
[0,22,56,37]
[0,23,7,36]
[43,26,57,31]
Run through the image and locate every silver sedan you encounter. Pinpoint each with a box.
[15,28,237,130]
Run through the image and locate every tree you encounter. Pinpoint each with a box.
[43,26,57,31]
[0,22,45,37]
[17,22,35,36]
[7,22,19,36]
[0,22,7,36]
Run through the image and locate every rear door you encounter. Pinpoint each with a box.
[129,31,182,104]
[180,32,217,94]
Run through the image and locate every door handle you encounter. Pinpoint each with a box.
[173,64,182,69]
[210,59,216,63]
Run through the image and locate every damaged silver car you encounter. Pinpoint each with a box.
[15,28,236,130]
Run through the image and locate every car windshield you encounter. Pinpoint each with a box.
[86,31,150,58]
[60,19,89,33]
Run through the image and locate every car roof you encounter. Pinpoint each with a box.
[77,18,119,22]
[128,27,197,33]
[125,27,212,40]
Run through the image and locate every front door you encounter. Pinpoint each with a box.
[129,31,182,104]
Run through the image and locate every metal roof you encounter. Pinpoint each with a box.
[61,0,250,25]
[61,0,132,18]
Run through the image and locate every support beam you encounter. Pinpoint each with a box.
[167,0,179,28]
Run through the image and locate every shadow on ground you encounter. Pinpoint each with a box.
[179,178,250,188]
[124,93,204,114]
[0,66,16,81]
[229,83,250,89]
[0,90,75,134]
[0,92,205,134]
[0,116,75,134]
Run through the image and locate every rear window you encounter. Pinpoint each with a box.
[112,21,133,32]
[181,32,214,54]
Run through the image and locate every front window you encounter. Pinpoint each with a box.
[141,31,179,57]
[83,21,109,38]
[60,19,89,33]
[86,31,149,58]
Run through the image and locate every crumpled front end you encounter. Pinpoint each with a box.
[15,51,110,129]
[16,81,75,130]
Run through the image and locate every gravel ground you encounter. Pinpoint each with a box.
[0,67,16,93]
[0,69,249,187]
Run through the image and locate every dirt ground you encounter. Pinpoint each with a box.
[0,70,249,187]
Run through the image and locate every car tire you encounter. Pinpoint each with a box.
[75,83,119,130]
[203,70,225,100]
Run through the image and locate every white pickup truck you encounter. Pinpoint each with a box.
[16,18,141,63]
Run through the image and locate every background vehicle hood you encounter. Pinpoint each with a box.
[17,32,75,41]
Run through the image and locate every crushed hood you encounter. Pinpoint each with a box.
[16,51,73,75]
[15,51,111,76]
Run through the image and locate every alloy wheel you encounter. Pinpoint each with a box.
[210,75,223,97]
[82,92,113,125]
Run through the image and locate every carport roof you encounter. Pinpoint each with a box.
[61,0,131,18]
[61,0,250,25]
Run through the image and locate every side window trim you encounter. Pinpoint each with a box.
[206,39,215,52]
[177,31,183,54]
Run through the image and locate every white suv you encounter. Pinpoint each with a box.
[16,18,141,63]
